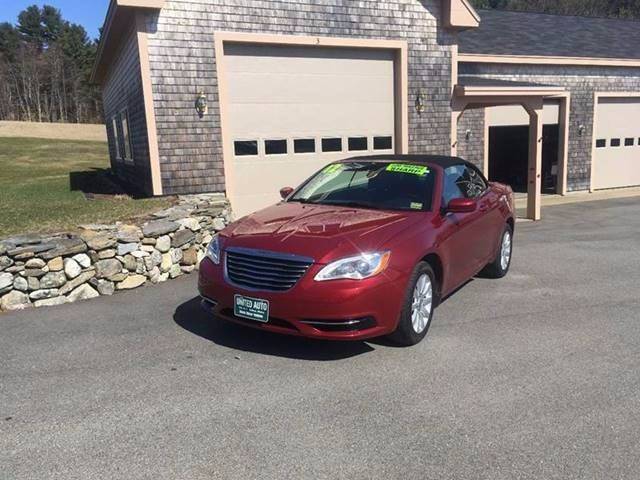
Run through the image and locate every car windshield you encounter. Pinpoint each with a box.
[289,161,435,211]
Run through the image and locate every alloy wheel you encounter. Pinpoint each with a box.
[411,273,432,334]
[500,230,512,271]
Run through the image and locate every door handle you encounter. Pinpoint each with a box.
[479,203,489,212]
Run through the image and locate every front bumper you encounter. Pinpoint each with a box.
[197,257,408,341]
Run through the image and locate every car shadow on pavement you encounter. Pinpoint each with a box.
[173,297,375,361]
[439,278,474,305]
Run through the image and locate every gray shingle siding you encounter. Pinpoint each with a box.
[456,108,484,171]
[459,62,640,192]
[144,0,456,195]
[102,25,152,195]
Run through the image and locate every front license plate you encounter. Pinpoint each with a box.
[234,294,269,323]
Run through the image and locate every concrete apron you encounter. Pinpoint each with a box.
[515,186,640,221]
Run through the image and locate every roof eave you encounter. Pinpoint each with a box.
[455,84,567,97]
[90,0,165,85]
[458,53,640,67]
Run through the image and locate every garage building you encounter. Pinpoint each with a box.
[92,1,640,220]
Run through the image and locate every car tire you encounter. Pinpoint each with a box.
[388,262,436,347]
[482,224,513,279]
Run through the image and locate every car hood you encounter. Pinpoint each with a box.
[221,202,428,264]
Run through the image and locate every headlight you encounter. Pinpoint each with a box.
[205,235,221,264]
[314,251,391,281]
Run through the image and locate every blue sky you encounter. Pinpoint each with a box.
[0,0,110,40]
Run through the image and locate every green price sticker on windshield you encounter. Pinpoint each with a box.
[386,163,430,176]
[323,164,343,174]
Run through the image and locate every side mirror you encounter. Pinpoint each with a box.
[280,187,294,200]
[446,198,477,214]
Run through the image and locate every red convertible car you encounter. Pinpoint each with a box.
[198,155,515,346]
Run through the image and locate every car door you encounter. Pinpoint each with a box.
[464,165,503,264]
[439,165,485,288]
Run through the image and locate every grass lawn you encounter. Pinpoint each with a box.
[0,137,172,237]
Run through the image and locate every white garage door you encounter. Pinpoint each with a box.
[593,97,640,190]
[222,43,396,216]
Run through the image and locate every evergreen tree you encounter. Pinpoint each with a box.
[41,5,64,44]
[17,5,45,48]
[0,23,20,61]
[0,4,101,123]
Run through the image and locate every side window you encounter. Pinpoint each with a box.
[111,115,121,160]
[442,165,487,206]
[464,166,488,198]
[120,110,133,161]
[442,166,465,206]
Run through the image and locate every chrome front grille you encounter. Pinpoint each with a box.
[224,247,313,292]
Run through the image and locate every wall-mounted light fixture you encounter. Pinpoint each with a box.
[578,124,586,136]
[195,91,208,117]
[465,129,472,141]
[415,90,426,115]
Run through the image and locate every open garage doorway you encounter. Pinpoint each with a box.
[486,102,561,194]
[489,124,559,193]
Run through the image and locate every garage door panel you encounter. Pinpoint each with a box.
[228,73,394,105]
[224,44,395,75]
[228,103,394,138]
[593,150,640,190]
[593,97,640,190]
[227,57,395,76]
[233,157,331,215]
[223,43,397,216]
[596,98,640,138]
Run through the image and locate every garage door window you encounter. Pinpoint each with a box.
[596,139,606,148]
[348,137,368,151]
[625,138,635,146]
[374,136,393,150]
[265,139,287,155]
[611,138,621,147]
[322,138,343,153]
[294,138,315,154]
[234,140,258,156]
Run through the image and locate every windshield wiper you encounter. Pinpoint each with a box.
[321,201,380,210]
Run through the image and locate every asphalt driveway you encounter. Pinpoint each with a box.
[2,197,640,480]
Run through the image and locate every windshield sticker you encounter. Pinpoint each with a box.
[386,164,430,176]
[410,202,423,210]
[323,164,344,174]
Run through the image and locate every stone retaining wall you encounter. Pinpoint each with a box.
[0,194,230,312]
